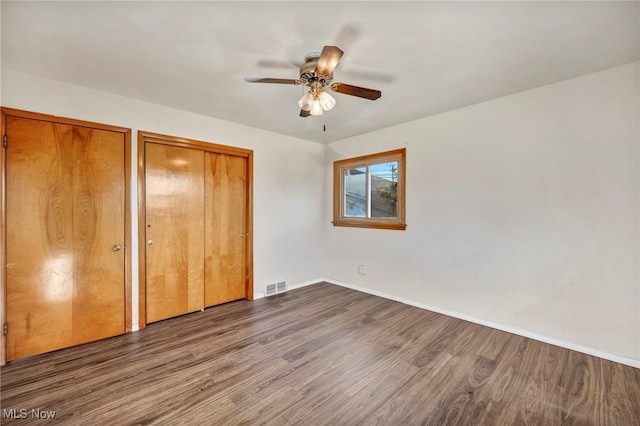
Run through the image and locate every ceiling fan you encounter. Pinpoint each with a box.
[244,46,382,117]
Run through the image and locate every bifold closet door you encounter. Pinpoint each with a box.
[204,152,247,306]
[145,143,205,323]
[5,116,126,361]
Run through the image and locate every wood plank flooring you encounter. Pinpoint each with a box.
[1,282,639,425]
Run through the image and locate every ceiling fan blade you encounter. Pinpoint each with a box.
[330,82,381,100]
[315,46,344,76]
[300,109,311,117]
[244,77,300,85]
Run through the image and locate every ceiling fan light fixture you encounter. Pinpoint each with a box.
[310,99,324,116]
[245,45,381,118]
[319,91,336,111]
[298,91,314,111]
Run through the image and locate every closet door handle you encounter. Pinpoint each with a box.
[112,244,122,252]
[240,233,247,239]
[147,240,155,246]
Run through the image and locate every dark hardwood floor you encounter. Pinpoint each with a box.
[1,282,639,425]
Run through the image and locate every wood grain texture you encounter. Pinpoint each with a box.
[5,116,126,361]
[144,142,205,323]
[138,132,254,327]
[1,283,638,425]
[204,152,247,306]
[0,109,6,366]
[70,126,126,345]
[6,118,73,360]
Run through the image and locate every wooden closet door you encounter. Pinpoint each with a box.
[5,116,126,361]
[205,153,247,306]
[145,143,205,323]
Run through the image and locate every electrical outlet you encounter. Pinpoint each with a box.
[358,264,367,275]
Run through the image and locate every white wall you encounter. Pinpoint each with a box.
[324,62,640,364]
[3,63,639,366]
[1,69,326,329]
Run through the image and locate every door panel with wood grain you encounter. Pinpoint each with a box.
[71,126,126,344]
[145,142,205,323]
[204,153,247,306]
[5,116,126,361]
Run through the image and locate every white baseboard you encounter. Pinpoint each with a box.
[289,278,322,291]
[321,278,640,369]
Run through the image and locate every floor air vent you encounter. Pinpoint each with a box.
[265,283,277,296]
[265,280,288,296]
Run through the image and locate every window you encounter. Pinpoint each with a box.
[333,148,406,230]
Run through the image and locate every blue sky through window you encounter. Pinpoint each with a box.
[369,162,398,182]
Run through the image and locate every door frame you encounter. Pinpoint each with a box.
[0,107,132,365]
[137,131,254,330]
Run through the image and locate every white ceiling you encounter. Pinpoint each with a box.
[1,1,638,144]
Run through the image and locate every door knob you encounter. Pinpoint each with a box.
[112,244,122,252]
[147,240,155,246]
[240,233,246,239]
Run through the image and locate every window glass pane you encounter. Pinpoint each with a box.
[369,161,398,218]
[344,166,367,217]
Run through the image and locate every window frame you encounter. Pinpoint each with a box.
[332,148,406,230]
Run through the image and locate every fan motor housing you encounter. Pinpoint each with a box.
[300,52,332,85]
